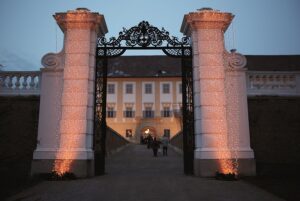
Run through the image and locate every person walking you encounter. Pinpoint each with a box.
[146,134,153,149]
[152,137,160,157]
[161,135,169,156]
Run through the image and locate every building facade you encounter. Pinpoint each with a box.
[107,77,183,142]
[105,56,183,142]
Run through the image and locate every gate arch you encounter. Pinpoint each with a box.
[94,21,194,175]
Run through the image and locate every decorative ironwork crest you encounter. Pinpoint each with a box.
[97,21,192,58]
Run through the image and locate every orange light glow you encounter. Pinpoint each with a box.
[53,159,73,175]
[218,159,238,175]
[212,132,239,175]
[52,120,84,175]
[53,146,77,175]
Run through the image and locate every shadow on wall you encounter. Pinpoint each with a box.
[0,96,40,199]
[248,96,300,177]
[1,95,300,198]
[0,96,129,199]
[106,126,130,156]
[170,96,300,177]
[170,131,183,154]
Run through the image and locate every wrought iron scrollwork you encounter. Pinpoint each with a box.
[93,57,107,175]
[162,48,192,58]
[97,21,192,58]
[94,21,194,175]
[181,58,195,175]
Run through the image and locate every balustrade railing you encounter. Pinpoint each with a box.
[0,71,41,95]
[1,70,299,97]
[246,71,300,96]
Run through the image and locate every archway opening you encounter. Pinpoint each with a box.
[94,21,194,176]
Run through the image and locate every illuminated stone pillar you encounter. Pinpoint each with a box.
[181,8,255,176]
[224,50,255,174]
[32,8,107,177]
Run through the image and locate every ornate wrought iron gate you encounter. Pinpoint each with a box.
[181,57,194,175]
[94,21,194,175]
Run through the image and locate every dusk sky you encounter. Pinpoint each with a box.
[0,0,300,70]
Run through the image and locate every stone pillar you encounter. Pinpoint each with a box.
[31,8,107,177]
[181,8,255,176]
[224,50,255,174]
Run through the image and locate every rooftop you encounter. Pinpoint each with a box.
[246,55,300,71]
[108,56,181,77]
[107,55,300,77]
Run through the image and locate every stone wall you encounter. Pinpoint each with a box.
[169,97,300,176]
[170,131,183,153]
[248,96,300,176]
[0,96,40,198]
[106,127,129,156]
[1,96,299,182]
[0,96,128,198]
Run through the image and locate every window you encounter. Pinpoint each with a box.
[162,83,170,94]
[145,83,152,94]
[179,83,182,94]
[124,107,134,118]
[143,107,154,118]
[164,129,170,138]
[107,84,115,94]
[162,107,171,117]
[107,107,116,118]
[126,129,133,137]
[125,84,133,94]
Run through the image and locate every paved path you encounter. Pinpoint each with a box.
[6,144,284,201]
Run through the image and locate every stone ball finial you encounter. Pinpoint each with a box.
[197,8,213,11]
[197,8,220,12]
[76,8,90,11]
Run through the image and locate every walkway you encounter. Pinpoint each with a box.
[6,144,283,201]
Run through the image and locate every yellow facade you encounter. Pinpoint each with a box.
[107,77,182,143]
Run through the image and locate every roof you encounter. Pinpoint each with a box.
[107,56,181,77]
[245,55,300,71]
[107,55,300,77]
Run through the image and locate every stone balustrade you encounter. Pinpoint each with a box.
[1,70,300,97]
[0,71,41,95]
[246,71,300,96]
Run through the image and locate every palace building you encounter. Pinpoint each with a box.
[106,56,183,142]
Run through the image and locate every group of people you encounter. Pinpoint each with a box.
[144,134,169,157]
